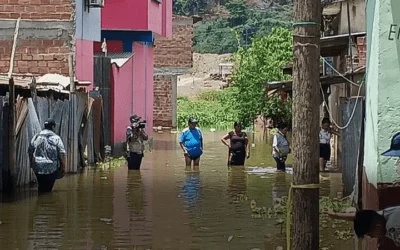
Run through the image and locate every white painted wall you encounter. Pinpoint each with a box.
[75,0,101,41]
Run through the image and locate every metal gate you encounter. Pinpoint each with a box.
[340,97,364,196]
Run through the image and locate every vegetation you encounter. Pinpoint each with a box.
[177,28,293,130]
[177,88,239,129]
[231,27,293,127]
[180,0,293,54]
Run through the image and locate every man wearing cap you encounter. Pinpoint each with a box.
[324,132,400,246]
[28,118,67,193]
[179,117,203,172]
[126,115,148,170]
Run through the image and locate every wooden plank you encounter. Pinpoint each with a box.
[15,97,28,135]
[36,97,50,128]
[8,78,16,191]
[92,97,103,162]
[2,103,10,192]
[16,98,41,186]
[0,96,3,191]
[8,18,21,79]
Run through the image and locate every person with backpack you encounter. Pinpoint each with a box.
[28,118,67,193]
[221,121,250,167]
[272,122,291,172]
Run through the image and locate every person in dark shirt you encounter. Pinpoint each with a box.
[221,121,250,167]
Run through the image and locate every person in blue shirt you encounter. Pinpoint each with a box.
[179,117,203,172]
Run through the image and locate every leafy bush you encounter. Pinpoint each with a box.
[231,27,293,127]
[177,88,239,129]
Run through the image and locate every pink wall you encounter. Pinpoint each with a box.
[162,0,173,38]
[102,0,147,30]
[101,0,172,37]
[148,0,162,35]
[133,42,154,134]
[75,39,94,89]
[111,57,134,144]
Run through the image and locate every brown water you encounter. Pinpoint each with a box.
[0,132,354,250]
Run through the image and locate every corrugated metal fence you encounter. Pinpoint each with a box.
[340,97,364,196]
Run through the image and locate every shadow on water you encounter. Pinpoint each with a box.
[0,131,353,249]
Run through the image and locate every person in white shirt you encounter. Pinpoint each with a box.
[319,118,339,172]
[272,123,290,172]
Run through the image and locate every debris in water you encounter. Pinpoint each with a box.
[276,247,283,250]
[99,218,113,223]
[228,235,233,242]
[250,200,257,209]
[100,176,107,180]
[200,227,210,230]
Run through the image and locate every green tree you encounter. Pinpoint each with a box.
[231,27,293,127]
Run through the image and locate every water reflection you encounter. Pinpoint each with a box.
[181,173,201,213]
[272,172,287,205]
[0,131,353,250]
[227,166,248,203]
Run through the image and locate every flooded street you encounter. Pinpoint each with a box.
[0,132,354,250]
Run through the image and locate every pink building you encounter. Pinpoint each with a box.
[94,0,172,152]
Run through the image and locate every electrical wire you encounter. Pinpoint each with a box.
[319,74,365,130]
[321,57,360,86]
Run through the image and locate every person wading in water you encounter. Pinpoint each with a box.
[319,118,340,172]
[272,123,290,172]
[221,121,250,167]
[179,117,203,172]
[126,115,148,170]
[29,118,67,193]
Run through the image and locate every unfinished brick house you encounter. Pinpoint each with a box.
[153,15,198,128]
[0,0,101,86]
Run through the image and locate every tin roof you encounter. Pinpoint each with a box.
[0,73,90,92]
[94,52,134,68]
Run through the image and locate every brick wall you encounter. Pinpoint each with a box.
[153,75,173,127]
[0,0,74,75]
[153,15,193,128]
[154,15,193,68]
[357,36,366,67]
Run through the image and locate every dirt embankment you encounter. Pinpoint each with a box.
[177,53,232,97]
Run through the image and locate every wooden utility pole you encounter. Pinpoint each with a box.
[291,0,321,249]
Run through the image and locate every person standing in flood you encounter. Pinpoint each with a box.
[126,115,148,170]
[221,121,250,167]
[319,118,340,172]
[179,117,203,172]
[29,118,67,193]
[272,123,290,172]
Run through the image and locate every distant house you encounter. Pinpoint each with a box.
[93,0,173,152]
[0,0,102,87]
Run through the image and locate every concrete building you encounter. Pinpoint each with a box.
[0,0,101,86]
[363,0,400,249]
[94,0,172,151]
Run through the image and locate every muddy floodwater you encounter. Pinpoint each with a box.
[0,132,354,250]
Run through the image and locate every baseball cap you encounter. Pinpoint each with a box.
[188,117,198,124]
[130,115,140,122]
[44,118,56,127]
[382,132,400,157]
